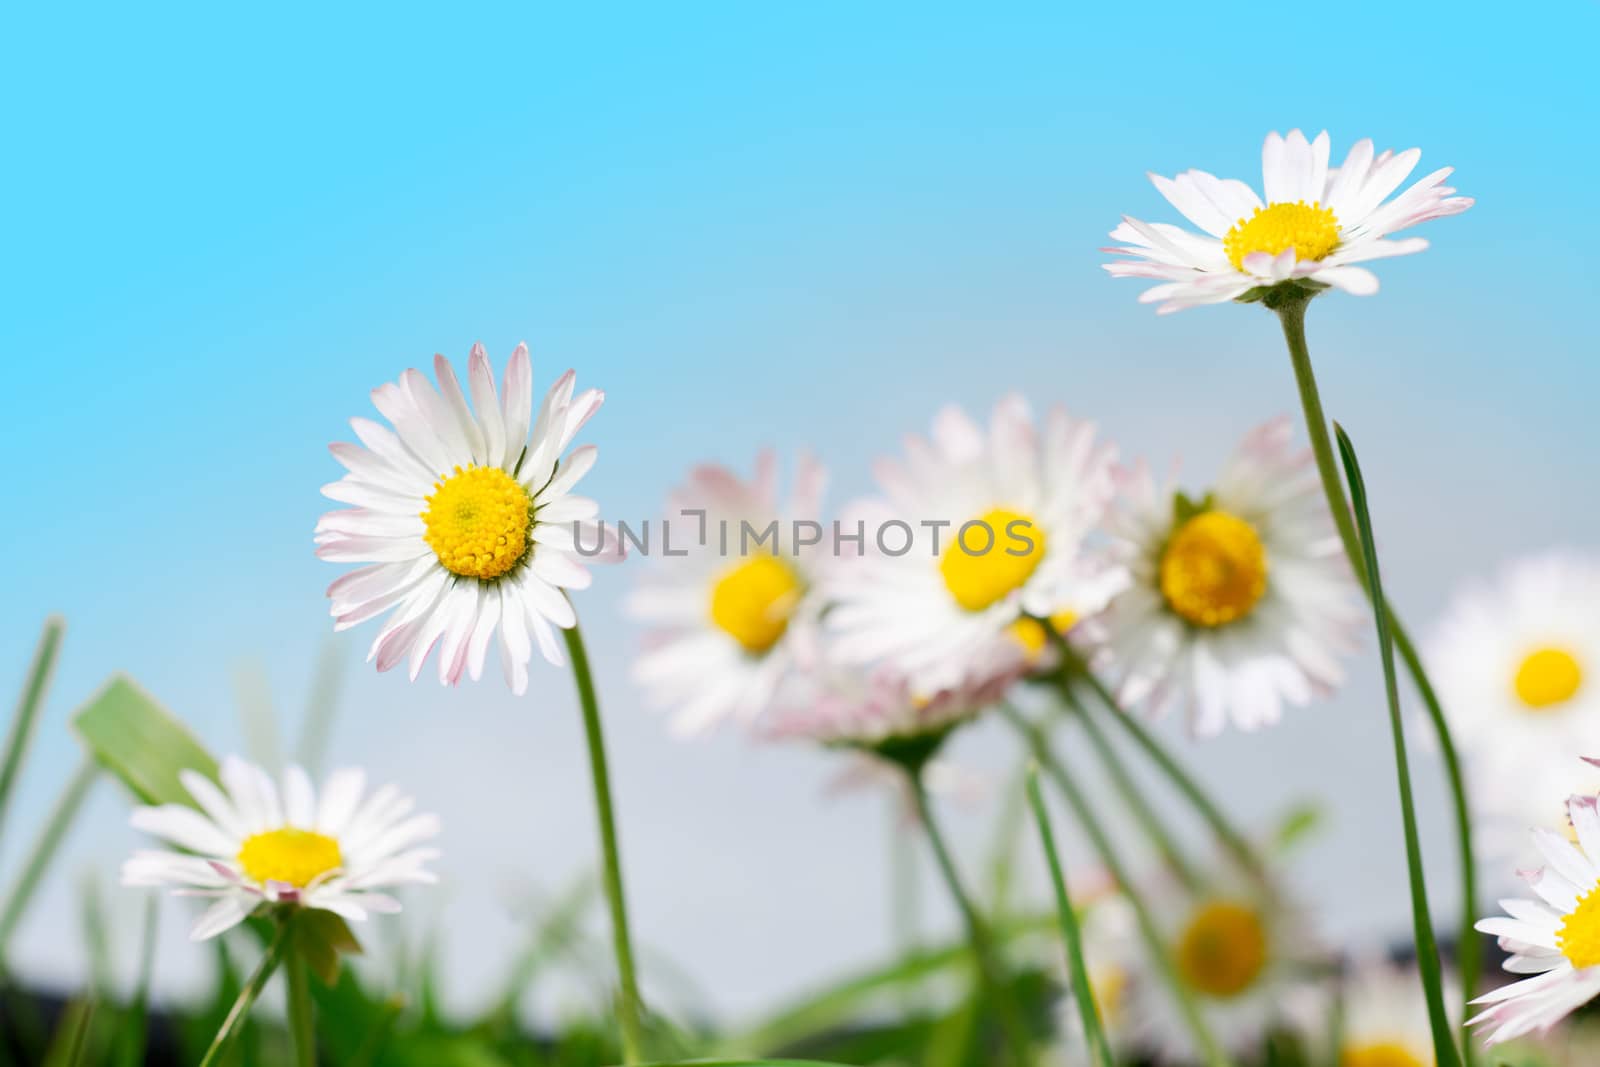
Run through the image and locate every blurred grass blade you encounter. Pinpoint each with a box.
[1334,422,1464,1067]
[73,675,219,805]
[114,893,160,1067]
[0,616,65,841]
[79,873,114,999]
[40,997,95,1067]
[198,918,294,1067]
[296,639,345,776]
[345,993,405,1067]
[232,661,282,774]
[0,758,99,959]
[491,875,596,1022]
[1025,766,1114,1067]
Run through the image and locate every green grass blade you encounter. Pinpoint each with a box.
[114,894,159,1067]
[0,758,99,960]
[232,661,282,773]
[40,997,96,1067]
[0,617,65,842]
[1024,766,1114,1067]
[72,675,218,805]
[1334,422,1464,1067]
[79,873,114,1000]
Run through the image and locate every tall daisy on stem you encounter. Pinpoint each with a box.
[315,342,644,1060]
[1104,129,1481,1052]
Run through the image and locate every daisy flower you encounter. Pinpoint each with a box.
[1471,783,1600,1044]
[317,343,620,695]
[1096,417,1362,736]
[826,394,1124,694]
[764,647,1027,756]
[626,451,827,736]
[1426,552,1600,844]
[1056,891,1143,1060]
[1104,129,1473,313]
[1314,957,1449,1067]
[122,757,439,941]
[1133,872,1322,1062]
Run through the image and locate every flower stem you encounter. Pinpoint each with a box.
[1274,294,1480,1059]
[562,621,646,1064]
[286,936,318,1067]
[1024,765,1116,1067]
[1067,691,1205,893]
[1004,705,1233,1067]
[1036,624,1263,883]
[907,768,1034,1067]
[1334,425,1464,1067]
[197,915,293,1067]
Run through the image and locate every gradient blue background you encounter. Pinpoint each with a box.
[3,1,1597,1021]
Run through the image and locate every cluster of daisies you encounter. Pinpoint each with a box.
[112,127,1600,1057]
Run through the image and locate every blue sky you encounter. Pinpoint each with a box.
[3,3,1597,1015]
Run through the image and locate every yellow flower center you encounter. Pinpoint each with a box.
[939,508,1047,612]
[1557,883,1600,969]
[1176,900,1268,999]
[421,465,533,580]
[1223,201,1340,272]
[1342,1042,1427,1067]
[1159,510,1268,627]
[237,828,343,888]
[1513,647,1583,711]
[1007,611,1079,658]
[710,556,803,654]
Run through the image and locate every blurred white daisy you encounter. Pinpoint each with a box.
[122,757,439,941]
[1472,784,1600,1044]
[827,395,1124,694]
[1134,873,1322,1062]
[1057,891,1143,1060]
[1426,552,1600,846]
[317,343,620,695]
[626,451,827,736]
[1328,957,1448,1067]
[1096,417,1362,736]
[763,648,1027,753]
[1104,129,1472,313]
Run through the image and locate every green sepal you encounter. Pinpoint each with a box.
[294,908,365,985]
[72,675,219,805]
[1171,490,1215,527]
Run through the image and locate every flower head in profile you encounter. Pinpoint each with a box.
[1104,129,1472,313]
[317,343,620,695]
[627,451,827,735]
[764,646,1027,758]
[1134,869,1322,1061]
[827,395,1124,695]
[1426,552,1600,845]
[1096,417,1362,736]
[1472,779,1600,1044]
[122,757,439,940]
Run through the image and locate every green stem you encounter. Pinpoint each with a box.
[1065,691,1205,893]
[287,940,318,1067]
[1037,626,1263,882]
[0,617,65,843]
[1335,425,1463,1067]
[1005,706,1232,1067]
[1275,295,1480,1059]
[0,758,98,959]
[198,915,294,1067]
[907,769,1033,1067]
[562,621,646,1064]
[1024,766,1115,1067]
